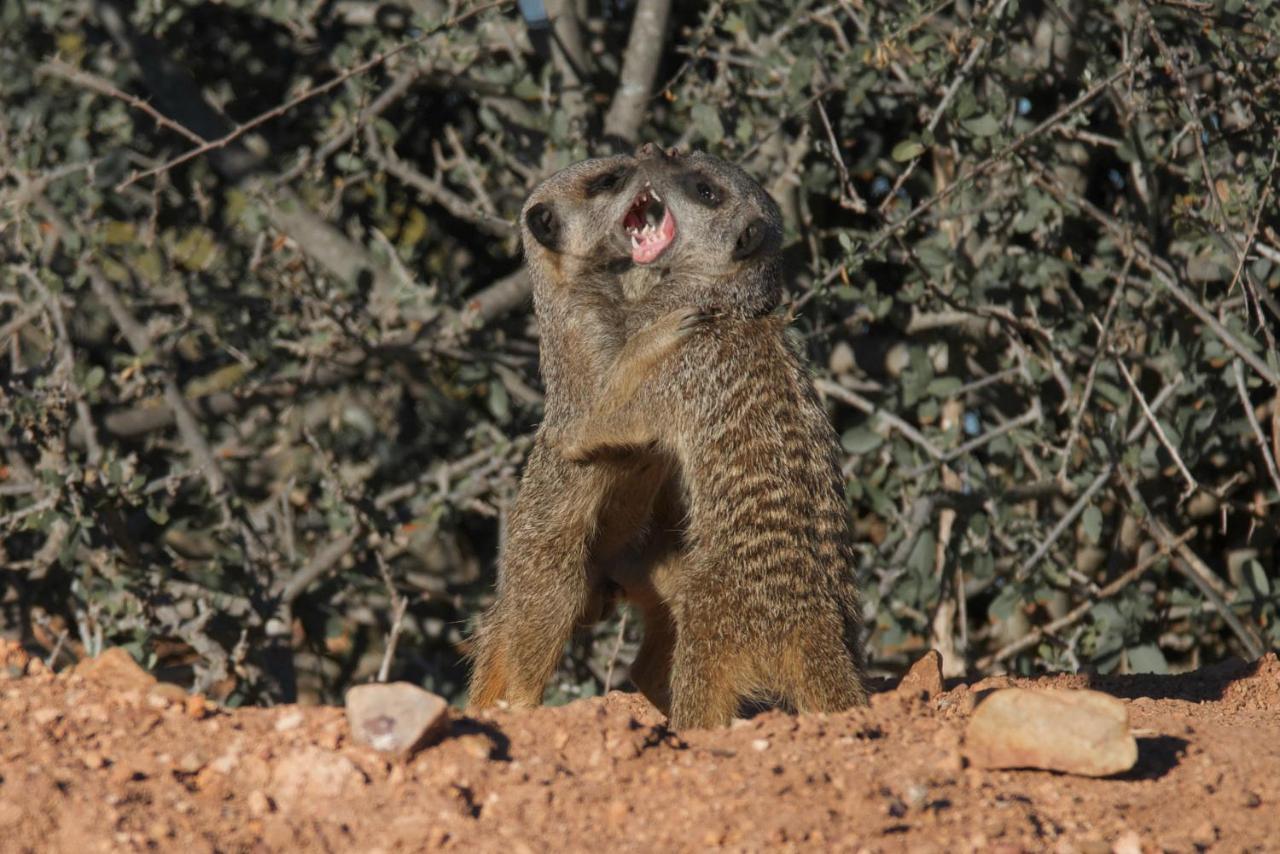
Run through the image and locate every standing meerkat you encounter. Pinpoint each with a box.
[561,150,869,728]
[470,147,867,727]
[467,151,690,711]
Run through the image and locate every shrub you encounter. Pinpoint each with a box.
[2,0,1276,704]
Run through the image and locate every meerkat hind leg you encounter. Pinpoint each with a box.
[782,627,869,713]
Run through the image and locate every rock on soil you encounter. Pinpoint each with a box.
[0,639,1278,852]
[897,649,944,700]
[963,687,1138,777]
[345,681,449,755]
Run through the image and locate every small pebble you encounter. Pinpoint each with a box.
[274,710,304,733]
[32,707,60,726]
[247,790,273,816]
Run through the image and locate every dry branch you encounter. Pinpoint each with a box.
[603,0,673,143]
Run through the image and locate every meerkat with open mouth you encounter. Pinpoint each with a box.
[470,148,867,727]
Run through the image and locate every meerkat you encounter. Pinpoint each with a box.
[467,150,691,712]
[469,147,867,727]
[560,150,869,728]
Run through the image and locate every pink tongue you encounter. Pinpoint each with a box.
[631,207,676,264]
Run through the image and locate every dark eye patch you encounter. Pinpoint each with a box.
[525,202,560,251]
[584,167,632,197]
[681,172,724,208]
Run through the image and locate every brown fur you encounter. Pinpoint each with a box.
[467,152,683,711]
[469,148,867,727]
[563,309,868,727]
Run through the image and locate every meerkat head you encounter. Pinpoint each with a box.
[519,149,782,325]
[617,146,784,318]
[520,154,649,292]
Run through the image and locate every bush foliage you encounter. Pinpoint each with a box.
[2,0,1277,705]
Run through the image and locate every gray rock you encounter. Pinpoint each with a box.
[963,688,1138,777]
[898,649,944,700]
[345,682,448,755]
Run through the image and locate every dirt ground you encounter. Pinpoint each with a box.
[0,642,1277,853]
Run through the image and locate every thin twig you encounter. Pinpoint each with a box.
[376,551,409,683]
[879,0,1014,213]
[822,63,1134,285]
[117,0,514,190]
[1233,359,1280,501]
[979,528,1195,669]
[275,65,424,185]
[1013,469,1111,582]
[1116,357,1199,500]
[814,378,944,460]
[19,266,103,464]
[1031,163,1280,389]
[603,610,629,693]
[1117,468,1265,659]
[367,129,514,236]
[37,57,206,145]
[901,399,1042,479]
[1057,254,1133,480]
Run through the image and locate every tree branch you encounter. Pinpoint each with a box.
[114,0,514,190]
[603,0,673,143]
[978,528,1195,670]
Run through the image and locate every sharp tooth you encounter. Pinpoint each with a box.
[650,188,661,202]
[631,234,640,250]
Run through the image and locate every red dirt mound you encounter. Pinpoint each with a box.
[1,641,1277,852]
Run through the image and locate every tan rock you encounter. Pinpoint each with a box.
[345,682,448,755]
[149,682,189,704]
[274,710,305,733]
[247,790,274,817]
[185,694,211,720]
[74,648,156,692]
[899,650,944,700]
[964,688,1137,777]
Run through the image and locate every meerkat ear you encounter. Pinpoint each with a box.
[732,217,770,261]
[525,202,561,251]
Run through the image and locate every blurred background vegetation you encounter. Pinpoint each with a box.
[2,0,1277,707]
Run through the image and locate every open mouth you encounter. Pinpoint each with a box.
[623,185,676,264]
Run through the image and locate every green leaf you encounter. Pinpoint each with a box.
[487,380,510,423]
[926,377,962,398]
[1081,505,1103,544]
[83,366,105,392]
[1126,644,1168,674]
[961,113,1000,137]
[907,531,936,577]
[334,152,363,173]
[841,426,884,454]
[1248,559,1271,595]
[990,584,1021,620]
[691,104,724,145]
[891,140,925,161]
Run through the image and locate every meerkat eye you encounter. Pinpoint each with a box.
[525,202,561,251]
[585,168,629,197]
[682,173,724,208]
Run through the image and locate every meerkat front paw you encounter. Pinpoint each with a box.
[668,305,720,337]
